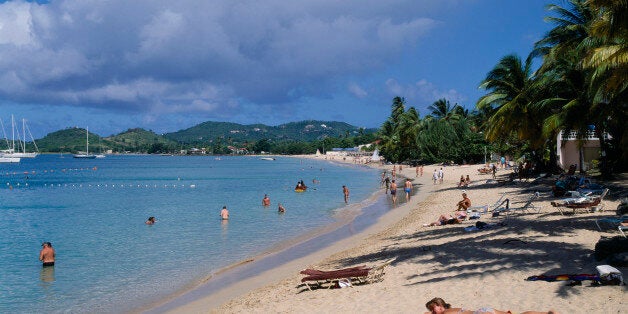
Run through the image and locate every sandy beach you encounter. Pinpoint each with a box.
[161,158,626,314]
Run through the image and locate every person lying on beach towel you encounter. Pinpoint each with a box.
[424,297,559,314]
[425,212,465,226]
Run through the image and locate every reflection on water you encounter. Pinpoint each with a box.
[39,266,56,298]
[220,219,228,239]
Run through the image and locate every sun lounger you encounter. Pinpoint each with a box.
[553,188,608,215]
[595,215,628,231]
[300,258,396,290]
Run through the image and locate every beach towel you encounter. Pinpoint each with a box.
[525,274,600,282]
[464,221,504,232]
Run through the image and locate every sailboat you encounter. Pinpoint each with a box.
[73,127,97,159]
[94,136,106,158]
[370,149,381,163]
[0,115,39,158]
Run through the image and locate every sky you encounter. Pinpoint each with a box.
[0,0,556,138]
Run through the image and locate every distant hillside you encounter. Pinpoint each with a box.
[36,127,177,153]
[33,120,377,153]
[164,120,376,144]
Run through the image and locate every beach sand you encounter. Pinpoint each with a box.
[160,160,626,314]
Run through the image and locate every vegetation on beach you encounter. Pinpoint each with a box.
[378,0,626,176]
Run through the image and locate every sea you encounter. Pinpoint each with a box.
[0,154,383,313]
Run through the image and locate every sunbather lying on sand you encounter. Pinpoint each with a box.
[425,212,466,226]
[425,297,559,314]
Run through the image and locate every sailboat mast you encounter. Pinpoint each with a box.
[11,115,15,154]
[86,127,89,155]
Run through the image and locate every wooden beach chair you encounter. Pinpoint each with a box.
[300,266,370,290]
[299,258,396,290]
[362,257,396,284]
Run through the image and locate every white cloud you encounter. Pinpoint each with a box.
[385,78,466,109]
[348,82,367,98]
[0,0,446,125]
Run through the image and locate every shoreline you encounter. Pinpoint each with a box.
[145,156,626,314]
[215,162,626,313]
[141,157,420,313]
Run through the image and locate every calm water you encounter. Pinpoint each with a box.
[0,155,380,313]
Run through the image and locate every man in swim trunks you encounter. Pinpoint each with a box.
[390,180,398,204]
[404,179,412,201]
[262,194,270,206]
[456,193,472,211]
[220,206,229,220]
[343,185,350,204]
[39,242,55,267]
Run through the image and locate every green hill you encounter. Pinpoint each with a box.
[164,120,375,144]
[32,120,377,154]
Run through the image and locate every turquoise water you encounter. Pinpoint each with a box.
[0,155,380,313]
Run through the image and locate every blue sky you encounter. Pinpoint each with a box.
[0,0,555,138]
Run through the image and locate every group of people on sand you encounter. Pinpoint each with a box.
[426,193,471,226]
[432,168,444,184]
[381,168,414,205]
[424,297,558,314]
[458,175,472,187]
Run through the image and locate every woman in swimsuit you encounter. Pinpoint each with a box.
[424,297,558,314]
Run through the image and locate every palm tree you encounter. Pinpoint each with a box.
[477,54,542,147]
[427,98,461,121]
[533,0,626,173]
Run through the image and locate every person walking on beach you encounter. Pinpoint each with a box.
[416,165,419,177]
[390,180,398,204]
[404,179,412,201]
[262,194,271,207]
[432,169,438,185]
[220,206,229,220]
[438,167,444,184]
[420,165,423,177]
[343,185,350,204]
[384,176,391,194]
[39,242,55,267]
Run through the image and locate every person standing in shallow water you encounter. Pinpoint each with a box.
[404,178,412,201]
[39,242,55,267]
[342,185,350,204]
[220,206,229,220]
[262,194,270,207]
[390,180,398,204]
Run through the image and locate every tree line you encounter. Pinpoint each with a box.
[377,0,626,176]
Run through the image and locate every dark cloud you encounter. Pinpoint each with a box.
[0,0,442,128]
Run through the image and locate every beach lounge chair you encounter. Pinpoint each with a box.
[362,257,396,284]
[466,192,509,219]
[500,192,542,216]
[299,258,396,290]
[595,215,628,231]
[300,266,370,290]
[554,188,609,215]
